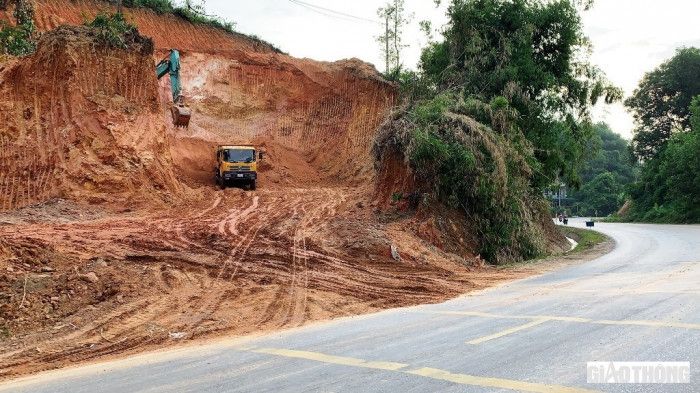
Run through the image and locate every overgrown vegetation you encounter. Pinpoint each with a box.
[120,0,174,15]
[375,0,620,264]
[85,12,139,49]
[560,123,637,217]
[620,48,700,223]
[117,0,234,31]
[625,95,700,223]
[0,0,37,56]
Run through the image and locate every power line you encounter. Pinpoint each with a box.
[288,0,381,25]
[289,0,379,23]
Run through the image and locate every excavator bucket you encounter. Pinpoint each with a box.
[171,104,191,127]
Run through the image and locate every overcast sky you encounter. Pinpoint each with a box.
[203,0,700,139]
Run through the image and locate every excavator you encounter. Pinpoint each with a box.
[156,49,191,127]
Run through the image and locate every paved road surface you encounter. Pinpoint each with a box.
[2,219,699,392]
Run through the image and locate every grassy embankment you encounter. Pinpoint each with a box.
[559,226,607,253]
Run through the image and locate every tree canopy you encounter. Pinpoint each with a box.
[626,96,700,223]
[625,47,700,160]
[565,123,636,217]
[419,0,621,188]
[375,0,620,263]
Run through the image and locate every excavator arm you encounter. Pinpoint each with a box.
[156,49,191,127]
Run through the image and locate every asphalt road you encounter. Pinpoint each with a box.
[2,219,699,392]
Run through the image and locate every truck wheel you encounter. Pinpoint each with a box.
[250,180,257,191]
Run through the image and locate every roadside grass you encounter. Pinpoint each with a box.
[598,215,627,223]
[495,225,611,272]
[559,226,608,253]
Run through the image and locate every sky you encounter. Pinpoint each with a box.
[203,0,700,139]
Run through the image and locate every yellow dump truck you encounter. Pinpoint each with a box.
[214,145,262,190]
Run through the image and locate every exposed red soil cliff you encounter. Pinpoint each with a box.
[1,0,277,55]
[0,25,183,211]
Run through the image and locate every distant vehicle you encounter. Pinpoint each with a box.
[214,145,263,190]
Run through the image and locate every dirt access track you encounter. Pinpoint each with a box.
[0,1,568,378]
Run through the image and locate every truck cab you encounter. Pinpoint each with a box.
[215,145,261,190]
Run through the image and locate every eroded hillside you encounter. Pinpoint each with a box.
[0,0,566,378]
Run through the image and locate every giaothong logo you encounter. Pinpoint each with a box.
[587,362,690,384]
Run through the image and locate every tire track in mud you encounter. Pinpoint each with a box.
[0,186,490,378]
[168,192,296,332]
[258,188,347,327]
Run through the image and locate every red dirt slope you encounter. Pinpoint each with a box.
[1,0,277,55]
[0,25,182,211]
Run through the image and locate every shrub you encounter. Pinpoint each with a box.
[0,23,35,56]
[85,12,139,49]
[122,0,174,14]
[0,0,36,56]
[376,94,548,264]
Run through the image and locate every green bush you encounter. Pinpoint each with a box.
[0,23,35,56]
[122,0,174,14]
[85,12,138,49]
[410,94,454,126]
[172,6,235,33]
[0,0,36,56]
[378,93,547,263]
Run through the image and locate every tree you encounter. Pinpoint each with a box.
[627,96,700,223]
[566,123,637,216]
[419,0,621,189]
[575,172,624,216]
[578,123,636,184]
[375,0,621,263]
[625,47,700,160]
[377,0,412,76]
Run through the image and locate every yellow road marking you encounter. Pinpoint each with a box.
[594,319,700,330]
[246,347,597,393]
[408,367,598,393]
[435,310,532,320]
[467,318,551,344]
[426,311,700,331]
[252,348,409,371]
[540,316,591,323]
[554,288,700,296]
